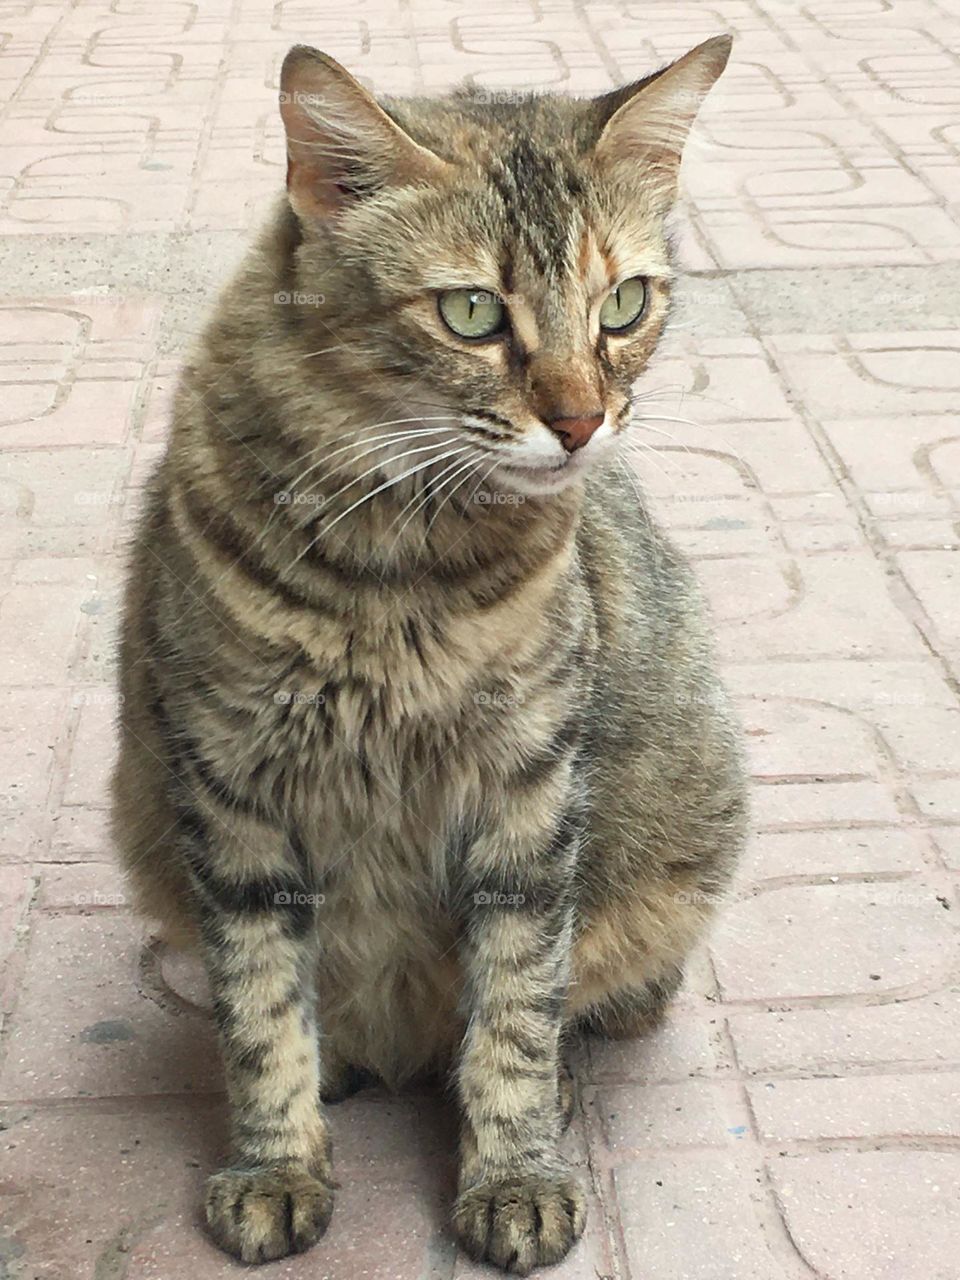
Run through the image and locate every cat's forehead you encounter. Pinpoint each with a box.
[365,100,673,313]
[483,136,591,285]
[425,138,668,306]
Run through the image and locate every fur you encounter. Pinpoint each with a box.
[112,36,746,1274]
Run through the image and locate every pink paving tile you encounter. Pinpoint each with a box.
[748,1072,960,1142]
[586,1080,752,1153]
[0,913,219,1100]
[0,580,93,685]
[613,1153,792,1280]
[0,687,64,817]
[729,990,960,1075]
[699,203,960,268]
[711,881,954,1001]
[585,1006,719,1084]
[707,553,923,660]
[767,332,960,418]
[769,1152,960,1280]
[740,826,928,881]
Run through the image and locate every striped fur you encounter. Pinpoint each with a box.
[112,36,745,1274]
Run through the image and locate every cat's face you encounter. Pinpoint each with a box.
[280,40,731,496]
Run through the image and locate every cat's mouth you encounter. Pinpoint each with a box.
[492,453,589,496]
[490,428,617,495]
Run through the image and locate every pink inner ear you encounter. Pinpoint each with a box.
[285,153,348,218]
[279,50,451,221]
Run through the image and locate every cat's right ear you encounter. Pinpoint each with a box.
[591,36,732,203]
[279,46,449,220]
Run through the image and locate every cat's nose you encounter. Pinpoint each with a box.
[544,412,605,454]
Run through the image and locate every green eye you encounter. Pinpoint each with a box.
[599,277,647,332]
[438,288,505,340]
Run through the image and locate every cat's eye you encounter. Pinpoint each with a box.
[438,288,506,341]
[599,277,647,333]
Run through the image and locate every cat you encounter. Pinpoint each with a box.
[111,35,746,1275]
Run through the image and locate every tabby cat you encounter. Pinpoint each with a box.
[112,35,746,1275]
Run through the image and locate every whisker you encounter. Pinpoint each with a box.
[629,411,749,468]
[284,418,460,501]
[619,441,685,481]
[420,454,488,543]
[465,454,503,508]
[248,421,462,558]
[291,445,474,565]
[386,453,480,553]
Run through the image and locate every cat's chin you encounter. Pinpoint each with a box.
[488,456,589,498]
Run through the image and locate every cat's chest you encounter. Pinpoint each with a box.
[274,605,544,770]
[199,596,564,829]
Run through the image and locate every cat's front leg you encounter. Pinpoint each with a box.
[182,808,334,1264]
[452,803,586,1275]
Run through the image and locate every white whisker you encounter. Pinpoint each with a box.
[421,454,487,543]
[386,453,480,552]
[292,445,474,565]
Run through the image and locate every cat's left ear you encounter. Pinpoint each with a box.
[592,35,732,199]
[279,45,449,220]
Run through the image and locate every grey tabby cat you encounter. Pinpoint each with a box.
[112,34,746,1275]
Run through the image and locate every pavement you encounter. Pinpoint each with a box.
[1,1,959,1278]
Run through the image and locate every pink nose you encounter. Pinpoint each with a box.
[545,412,604,454]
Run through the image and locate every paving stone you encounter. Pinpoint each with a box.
[613,1153,792,1280]
[748,1072,960,1142]
[897,550,960,649]
[0,688,64,816]
[586,1081,752,1154]
[0,581,90,685]
[740,827,928,881]
[0,863,34,1014]
[61,691,121,809]
[769,1152,960,1280]
[932,829,960,870]
[710,554,922,661]
[711,882,955,1001]
[730,991,960,1075]
[910,778,960,822]
[0,914,218,1099]
[584,1006,720,1084]
[751,778,902,829]
[35,860,128,911]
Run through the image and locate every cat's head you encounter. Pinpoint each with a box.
[279,39,730,496]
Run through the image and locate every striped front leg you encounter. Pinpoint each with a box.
[180,807,335,1264]
[452,801,586,1275]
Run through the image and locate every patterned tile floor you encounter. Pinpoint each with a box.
[1,1,959,1277]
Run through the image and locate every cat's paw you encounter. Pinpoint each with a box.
[204,1162,334,1263]
[452,1173,586,1275]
